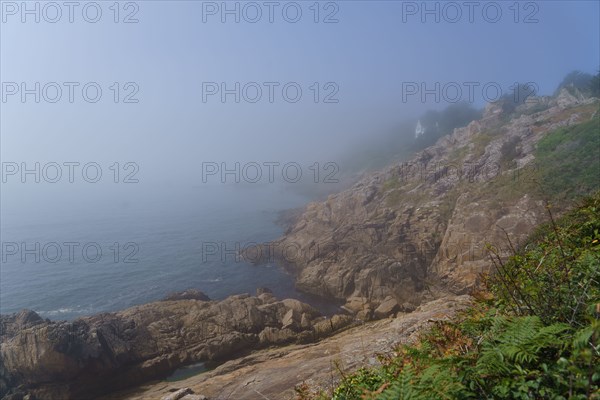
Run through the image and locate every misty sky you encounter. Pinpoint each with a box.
[1,0,599,222]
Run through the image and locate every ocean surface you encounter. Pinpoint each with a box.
[0,184,335,320]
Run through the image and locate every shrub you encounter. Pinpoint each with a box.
[300,193,600,400]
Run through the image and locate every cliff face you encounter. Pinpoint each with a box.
[0,292,354,400]
[2,90,597,400]
[264,89,599,314]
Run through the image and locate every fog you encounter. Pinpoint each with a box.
[1,1,599,257]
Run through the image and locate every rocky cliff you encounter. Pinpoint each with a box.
[0,291,354,400]
[101,295,473,400]
[250,89,599,317]
[2,89,597,400]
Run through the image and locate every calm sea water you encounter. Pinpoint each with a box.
[0,184,334,320]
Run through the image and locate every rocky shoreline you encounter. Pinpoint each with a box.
[0,289,361,400]
[2,89,597,400]
[242,89,598,313]
[101,295,473,400]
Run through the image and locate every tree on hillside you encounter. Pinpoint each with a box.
[554,70,594,95]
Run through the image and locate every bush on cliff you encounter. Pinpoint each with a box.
[297,192,600,400]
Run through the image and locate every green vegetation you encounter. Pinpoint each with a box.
[499,136,521,170]
[536,115,600,200]
[470,129,500,159]
[296,193,600,400]
[469,108,599,207]
[489,195,600,327]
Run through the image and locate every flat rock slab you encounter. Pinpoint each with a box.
[102,295,471,400]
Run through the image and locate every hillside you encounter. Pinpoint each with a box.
[256,88,599,318]
[99,89,599,399]
[1,88,598,400]
[304,190,600,399]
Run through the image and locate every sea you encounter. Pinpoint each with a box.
[0,184,337,320]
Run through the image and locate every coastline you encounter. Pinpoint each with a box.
[0,288,356,400]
